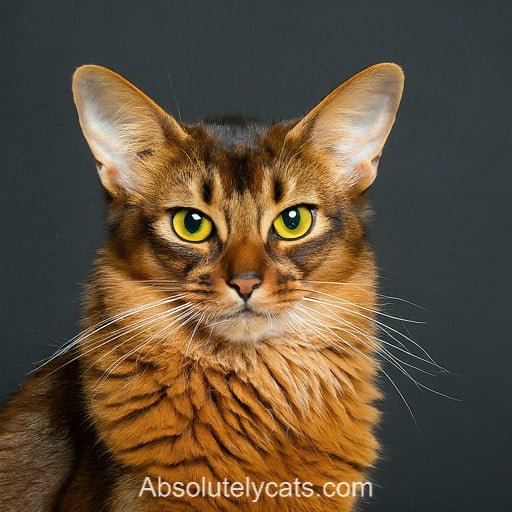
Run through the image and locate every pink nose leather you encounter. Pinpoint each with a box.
[228,274,262,300]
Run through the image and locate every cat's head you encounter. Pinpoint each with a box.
[72,63,403,346]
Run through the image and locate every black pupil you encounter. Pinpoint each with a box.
[283,208,300,230]
[184,211,203,233]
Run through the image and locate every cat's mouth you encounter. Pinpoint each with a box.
[220,306,265,320]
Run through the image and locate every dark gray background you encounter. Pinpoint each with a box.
[1,1,510,510]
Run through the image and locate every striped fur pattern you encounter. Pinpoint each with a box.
[0,63,404,511]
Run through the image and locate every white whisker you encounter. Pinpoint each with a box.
[302,292,440,367]
[293,302,419,427]
[304,288,424,324]
[95,305,200,384]
[295,301,456,404]
[32,294,187,373]
[302,280,426,309]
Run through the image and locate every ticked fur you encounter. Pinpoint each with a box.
[0,63,404,511]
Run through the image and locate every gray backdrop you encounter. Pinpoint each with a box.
[1,1,510,510]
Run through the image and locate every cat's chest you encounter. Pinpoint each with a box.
[86,349,378,488]
[90,364,322,468]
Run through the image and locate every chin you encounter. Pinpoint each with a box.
[211,311,287,344]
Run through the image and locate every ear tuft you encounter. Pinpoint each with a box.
[288,63,404,194]
[72,65,188,197]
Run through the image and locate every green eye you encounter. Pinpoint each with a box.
[172,209,213,242]
[273,205,314,240]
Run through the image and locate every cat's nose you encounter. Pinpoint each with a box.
[227,272,262,300]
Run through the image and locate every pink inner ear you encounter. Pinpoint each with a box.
[73,65,189,198]
[286,64,404,194]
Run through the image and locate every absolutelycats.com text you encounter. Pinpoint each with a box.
[139,476,373,502]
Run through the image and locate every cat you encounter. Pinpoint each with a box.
[0,62,404,511]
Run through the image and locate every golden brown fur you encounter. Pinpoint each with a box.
[0,63,404,511]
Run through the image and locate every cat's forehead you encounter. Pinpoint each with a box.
[183,146,321,212]
[185,118,328,200]
[148,116,341,219]
[199,116,280,198]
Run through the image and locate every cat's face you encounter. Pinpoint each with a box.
[111,120,369,343]
[73,64,403,345]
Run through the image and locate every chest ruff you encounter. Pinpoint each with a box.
[82,338,380,511]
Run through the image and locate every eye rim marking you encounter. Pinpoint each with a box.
[272,205,316,241]
[170,208,214,243]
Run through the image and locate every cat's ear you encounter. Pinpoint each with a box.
[287,63,404,194]
[72,65,188,197]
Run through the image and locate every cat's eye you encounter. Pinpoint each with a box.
[171,208,213,242]
[273,205,314,240]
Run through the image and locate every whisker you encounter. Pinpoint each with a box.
[302,280,426,309]
[32,294,187,373]
[304,299,442,369]
[296,302,457,402]
[304,288,424,324]
[293,303,419,427]
[95,306,200,384]
[87,303,194,370]
[181,309,206,358]
[44,305,190,377]
[302,292,440,368]
[302,297,447,378]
